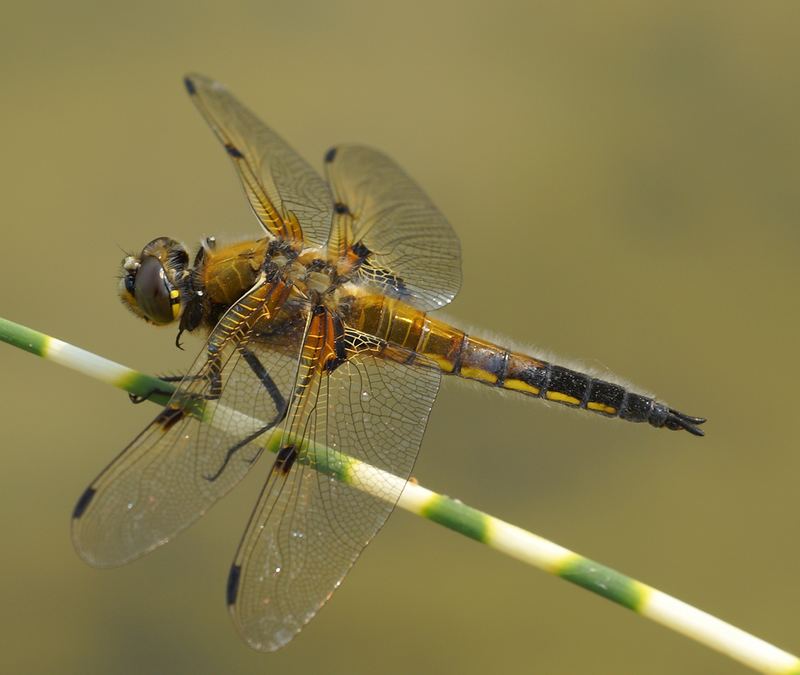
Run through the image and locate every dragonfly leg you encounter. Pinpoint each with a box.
[128,374,206,404]
[203,424,272,482]
[203,347,290,482]
[239,346,288,415]
[130,390,168,405]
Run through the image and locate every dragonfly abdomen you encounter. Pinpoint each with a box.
[448,332,705,435]
[344,295,705,435]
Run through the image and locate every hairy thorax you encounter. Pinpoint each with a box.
[198,238,365,330]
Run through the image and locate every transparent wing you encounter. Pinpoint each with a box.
[227,331,441,651]
[185,73,333,248]
[72,280,312,567]
[324,144,462,310]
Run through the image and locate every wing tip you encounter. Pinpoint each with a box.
[235,621,302,653]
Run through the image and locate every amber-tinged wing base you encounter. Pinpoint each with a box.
[72,279,309,566]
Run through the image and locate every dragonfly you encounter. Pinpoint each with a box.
[71,73,706,652]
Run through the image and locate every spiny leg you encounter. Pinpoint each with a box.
[240,346,288,416]
[204,346,291,482]
[128,346,228,405]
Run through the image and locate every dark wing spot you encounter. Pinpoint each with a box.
[351,241,370,259]
[225,143,244,159]
[324,147,337,163]
[156,405,185,432]
[333,202,350,215]
[275,445,298,474]
[183,76,197,95]
[73,487,97,519]
[226,564,242,606]
[357,261,408,298]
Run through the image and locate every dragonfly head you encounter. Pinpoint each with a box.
[119,237,190,325]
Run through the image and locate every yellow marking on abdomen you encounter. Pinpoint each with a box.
[587,402,617,415]
[414,316,464,374]
[459,366,498,384]
[503,378,540,396]
[546,391,581,406]
[426,353,459,371]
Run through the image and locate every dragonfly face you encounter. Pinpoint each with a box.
[119,237,189,325]
[73,73,705,653]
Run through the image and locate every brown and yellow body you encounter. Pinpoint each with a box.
[96,74,706,658]
[200,238,268,308]
[342,293,658,425]
[167,237,699,433]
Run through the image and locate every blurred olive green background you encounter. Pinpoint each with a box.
[2,2,799,673]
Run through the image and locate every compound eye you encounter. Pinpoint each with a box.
[134,255,178,324]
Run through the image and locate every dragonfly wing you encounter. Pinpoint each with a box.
[72,279,312,567]
[324,144,462,310]
[185,73,333,248]
[228,329,441,650]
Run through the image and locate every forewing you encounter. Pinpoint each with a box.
[72,283,311,567]
[185,73,333,247]
[227,335,441,650]
[324,144,462,310]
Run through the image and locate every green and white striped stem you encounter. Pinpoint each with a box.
[1,315,797,675]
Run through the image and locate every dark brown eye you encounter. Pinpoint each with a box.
[134,255,176,324]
